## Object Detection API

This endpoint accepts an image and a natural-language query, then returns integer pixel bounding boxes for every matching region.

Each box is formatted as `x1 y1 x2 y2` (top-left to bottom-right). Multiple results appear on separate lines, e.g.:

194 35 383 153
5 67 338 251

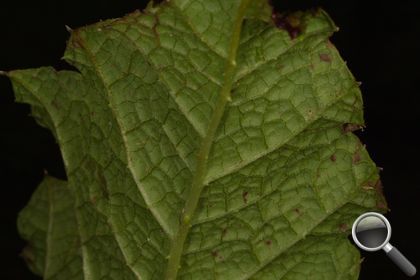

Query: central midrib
164 1 252 279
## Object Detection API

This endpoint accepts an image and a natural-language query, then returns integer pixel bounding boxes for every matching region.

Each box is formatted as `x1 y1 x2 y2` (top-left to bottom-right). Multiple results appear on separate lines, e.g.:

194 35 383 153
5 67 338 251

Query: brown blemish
294 208 301 215
91 195 97 204
96 171 110 200
342 123 362 133
319 53 332 62
242 191 249 204
372 179 388 210
271 12 303 39
20 245 35 265
71 39 82 49
211 251 218 258
374 180 385 196
377 201 388 210
362 179 379 191
339 223 348 232
265 240 272 246
151 13 160 43
330 154 337 162
52 99 60 110
353 151 361 164
70 30 85 49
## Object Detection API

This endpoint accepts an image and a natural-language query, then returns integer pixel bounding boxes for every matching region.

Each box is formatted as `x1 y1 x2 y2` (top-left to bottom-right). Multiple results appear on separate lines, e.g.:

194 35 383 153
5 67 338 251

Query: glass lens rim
352 212 391 251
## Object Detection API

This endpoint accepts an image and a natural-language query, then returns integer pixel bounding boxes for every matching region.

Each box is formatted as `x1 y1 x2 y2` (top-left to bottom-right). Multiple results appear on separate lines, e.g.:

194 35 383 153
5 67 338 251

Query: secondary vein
164 1 252 279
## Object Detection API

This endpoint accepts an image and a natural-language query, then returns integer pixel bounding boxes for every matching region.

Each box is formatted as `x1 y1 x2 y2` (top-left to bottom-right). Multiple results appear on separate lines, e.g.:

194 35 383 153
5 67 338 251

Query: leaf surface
17 177 83 279
11 1 386 279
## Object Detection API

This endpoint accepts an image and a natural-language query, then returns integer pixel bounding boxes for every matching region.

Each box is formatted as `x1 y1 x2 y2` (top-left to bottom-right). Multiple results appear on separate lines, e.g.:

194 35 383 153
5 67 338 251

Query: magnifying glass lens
355 216 388 248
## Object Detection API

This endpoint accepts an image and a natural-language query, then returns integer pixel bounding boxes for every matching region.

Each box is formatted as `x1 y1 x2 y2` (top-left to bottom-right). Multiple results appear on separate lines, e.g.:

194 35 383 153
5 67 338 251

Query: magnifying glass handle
386 245 416 277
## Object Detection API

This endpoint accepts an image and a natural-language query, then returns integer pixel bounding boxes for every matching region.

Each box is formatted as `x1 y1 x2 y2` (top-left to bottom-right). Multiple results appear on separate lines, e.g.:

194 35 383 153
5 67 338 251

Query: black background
1 0 419 279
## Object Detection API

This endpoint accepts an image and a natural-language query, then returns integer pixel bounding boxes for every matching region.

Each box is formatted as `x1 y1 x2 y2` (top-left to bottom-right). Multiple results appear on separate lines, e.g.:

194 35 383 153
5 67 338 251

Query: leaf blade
17 177 83 280
12 1 387 279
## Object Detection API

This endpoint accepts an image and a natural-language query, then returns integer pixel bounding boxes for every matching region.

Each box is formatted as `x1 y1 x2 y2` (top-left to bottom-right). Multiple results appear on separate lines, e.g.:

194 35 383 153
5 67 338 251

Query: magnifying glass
352 212 416 277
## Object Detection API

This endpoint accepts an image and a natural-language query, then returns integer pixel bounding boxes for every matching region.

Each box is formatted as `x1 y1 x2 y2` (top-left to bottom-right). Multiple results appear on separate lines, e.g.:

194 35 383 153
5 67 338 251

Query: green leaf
17 177 82 279
11 0 387 279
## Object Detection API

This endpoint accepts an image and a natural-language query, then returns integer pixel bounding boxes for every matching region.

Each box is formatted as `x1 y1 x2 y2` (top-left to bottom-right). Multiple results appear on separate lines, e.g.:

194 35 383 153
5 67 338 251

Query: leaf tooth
65 25 73 33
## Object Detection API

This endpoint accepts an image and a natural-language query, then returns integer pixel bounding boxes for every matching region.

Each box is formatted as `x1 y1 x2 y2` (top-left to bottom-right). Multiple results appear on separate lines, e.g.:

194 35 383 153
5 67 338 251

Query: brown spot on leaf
372 180 388 210
70 30 85 49
374 180 385 196
330 154 337 162
294 208 301 215
377 201 388 210
265 240 272 246
342 123 362 133
91 195 97 204
319 53 332 62
71 40 82 49
362 179 380 191
97 171 110 200
21 245 35 265
339 223 348 232
242 191 249 204
52 99 60 110
211 251 218 258
151 15 160 42
353 152 361 164
271 12 303 39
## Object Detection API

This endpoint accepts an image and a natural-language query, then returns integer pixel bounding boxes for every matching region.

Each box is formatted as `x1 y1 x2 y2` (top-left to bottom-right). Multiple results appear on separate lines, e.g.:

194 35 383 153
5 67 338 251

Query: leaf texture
17 177 83 279
10 0 387 279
